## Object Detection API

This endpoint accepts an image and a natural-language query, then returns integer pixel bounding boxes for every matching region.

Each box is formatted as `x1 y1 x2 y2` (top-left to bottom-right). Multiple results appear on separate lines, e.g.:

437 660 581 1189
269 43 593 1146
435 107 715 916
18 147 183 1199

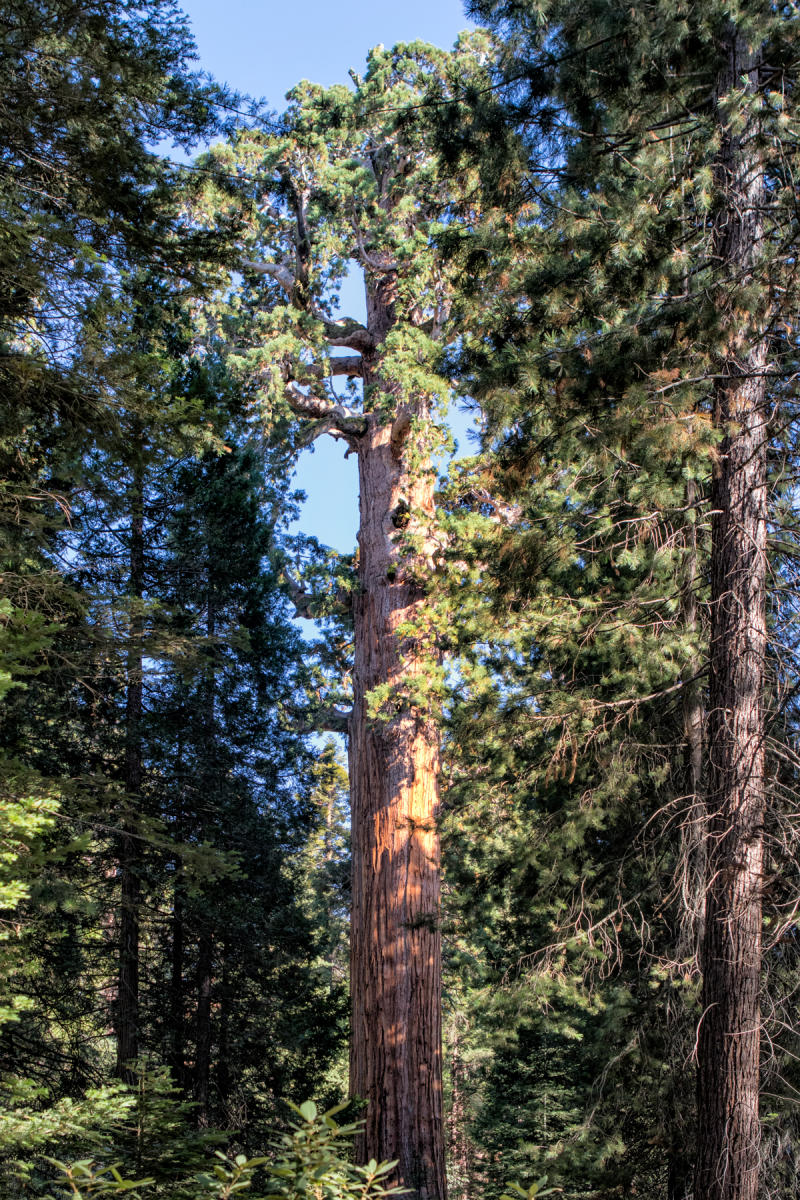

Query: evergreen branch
284 382 362 425
243 261 375 352
283 570 354 619
284 382 367 447
459 486 522 525
284 569 314 620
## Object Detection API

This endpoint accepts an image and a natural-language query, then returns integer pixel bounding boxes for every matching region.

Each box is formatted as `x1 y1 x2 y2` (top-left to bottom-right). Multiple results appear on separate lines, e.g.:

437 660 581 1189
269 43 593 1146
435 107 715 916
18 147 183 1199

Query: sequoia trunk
348 288 445 1200
694 28 767 1200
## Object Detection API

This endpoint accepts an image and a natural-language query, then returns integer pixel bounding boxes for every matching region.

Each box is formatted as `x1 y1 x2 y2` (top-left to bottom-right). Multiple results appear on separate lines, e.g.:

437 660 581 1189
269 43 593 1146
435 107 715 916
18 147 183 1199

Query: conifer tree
0 1 353 1184
146 432 346 1131
0 0 230 1144
203 36 491 1199
443 2 800 1195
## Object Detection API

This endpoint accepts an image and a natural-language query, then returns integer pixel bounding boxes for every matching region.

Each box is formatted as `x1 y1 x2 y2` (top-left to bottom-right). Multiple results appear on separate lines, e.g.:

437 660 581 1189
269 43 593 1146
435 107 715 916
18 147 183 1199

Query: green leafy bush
40 1100 400 1200
500 1179 560 1200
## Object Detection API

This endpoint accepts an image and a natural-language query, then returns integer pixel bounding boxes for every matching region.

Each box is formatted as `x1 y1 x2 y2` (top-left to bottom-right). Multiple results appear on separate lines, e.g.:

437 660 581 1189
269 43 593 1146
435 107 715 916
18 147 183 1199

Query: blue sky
179 0 476 552
183 0 471 110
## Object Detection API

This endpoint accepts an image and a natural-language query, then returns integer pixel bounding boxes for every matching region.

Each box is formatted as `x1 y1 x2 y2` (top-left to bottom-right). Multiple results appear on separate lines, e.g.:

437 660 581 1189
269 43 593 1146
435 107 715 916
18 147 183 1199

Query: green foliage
41 1159 154 1199
197 1101 400 1200
29 1101 399 1200
197 31 494 486
435 1 800 1196
5 3 800 1198
500 1180 559 1200
0 1066 219 1196
0 1080 134 1159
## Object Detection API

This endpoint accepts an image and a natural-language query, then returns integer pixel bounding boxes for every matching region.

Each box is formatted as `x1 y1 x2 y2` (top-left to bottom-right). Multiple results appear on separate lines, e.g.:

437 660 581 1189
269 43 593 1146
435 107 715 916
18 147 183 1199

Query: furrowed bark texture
348 278 445 1200
694 28 767 1200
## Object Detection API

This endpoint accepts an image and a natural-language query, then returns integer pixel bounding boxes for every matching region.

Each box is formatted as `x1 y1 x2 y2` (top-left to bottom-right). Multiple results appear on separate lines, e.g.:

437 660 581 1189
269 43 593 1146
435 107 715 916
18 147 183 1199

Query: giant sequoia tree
204 36 490 1200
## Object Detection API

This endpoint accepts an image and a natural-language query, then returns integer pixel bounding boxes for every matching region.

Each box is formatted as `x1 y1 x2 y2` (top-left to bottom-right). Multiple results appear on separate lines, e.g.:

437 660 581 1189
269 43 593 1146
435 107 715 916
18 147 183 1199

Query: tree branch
320 318 377 354
352 219 399 273
284 570 313 619
285 381 335 420
243 260 376 354
296 415 365 450
304 356 363 380
293 707 353 735
285 382 367 445
242 259 295 294
284 570 354 617
460 487 523 526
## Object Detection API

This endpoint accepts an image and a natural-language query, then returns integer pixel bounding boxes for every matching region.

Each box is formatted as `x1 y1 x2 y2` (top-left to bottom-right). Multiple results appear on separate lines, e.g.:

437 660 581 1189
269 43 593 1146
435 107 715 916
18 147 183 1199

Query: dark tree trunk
194 930 213 1126
169 711 186 1089
679 477 706 960
348 277 446 1200
217 942 231 1115
694 27 767 1200
446 1017 475 1200
116 459 144 1082
169 870 185 1089
194 543 217 1127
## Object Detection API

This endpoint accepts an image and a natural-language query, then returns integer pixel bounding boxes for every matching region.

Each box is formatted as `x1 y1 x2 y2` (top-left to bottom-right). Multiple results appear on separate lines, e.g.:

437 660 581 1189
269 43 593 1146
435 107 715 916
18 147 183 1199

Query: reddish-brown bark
347 290 445 1200
268 138 448 1195
694 27 767 1200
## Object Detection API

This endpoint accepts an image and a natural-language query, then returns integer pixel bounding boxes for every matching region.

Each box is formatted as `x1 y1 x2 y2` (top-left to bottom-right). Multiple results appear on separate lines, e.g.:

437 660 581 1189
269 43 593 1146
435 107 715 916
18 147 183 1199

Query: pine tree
440 1 800 1195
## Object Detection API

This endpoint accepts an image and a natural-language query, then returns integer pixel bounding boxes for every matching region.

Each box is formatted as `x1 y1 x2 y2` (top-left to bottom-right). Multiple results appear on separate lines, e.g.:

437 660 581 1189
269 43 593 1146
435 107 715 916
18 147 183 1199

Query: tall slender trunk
679 476 706 961
194 540 217 1127
694 28 767 1200
116 457 144 1082
667 480 706 1200
446 1016 474 1200
170 870 185 1089
218 941 231 1115
348 273 446 1200
194 930 213 1125
169 709 186 1089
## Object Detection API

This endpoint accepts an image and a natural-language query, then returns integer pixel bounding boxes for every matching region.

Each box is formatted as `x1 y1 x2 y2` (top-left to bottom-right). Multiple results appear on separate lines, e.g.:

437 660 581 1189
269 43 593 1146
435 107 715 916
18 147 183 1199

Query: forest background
2 3 798 1200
